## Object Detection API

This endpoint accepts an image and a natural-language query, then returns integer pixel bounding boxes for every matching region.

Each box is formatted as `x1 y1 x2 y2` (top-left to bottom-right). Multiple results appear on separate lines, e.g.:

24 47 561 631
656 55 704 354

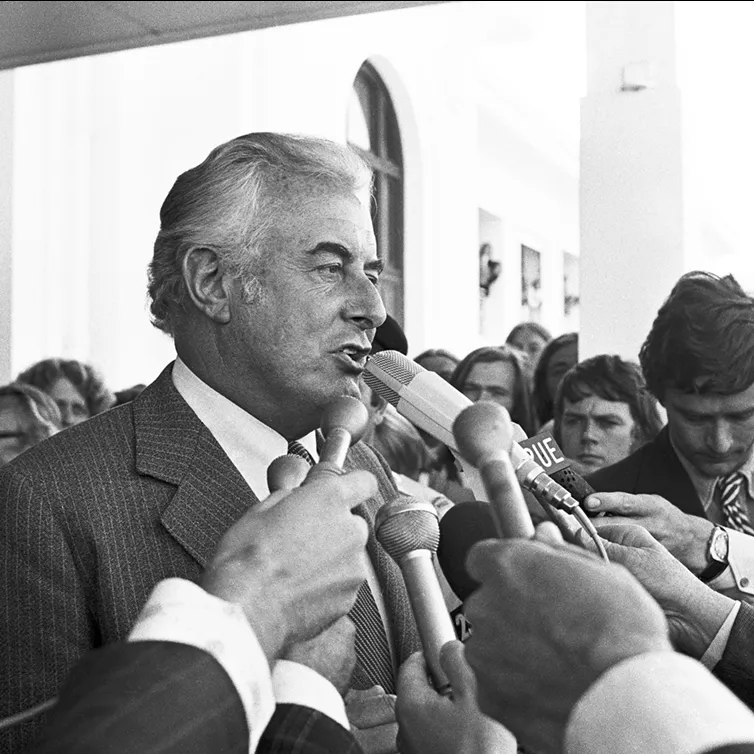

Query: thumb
466 539 507 584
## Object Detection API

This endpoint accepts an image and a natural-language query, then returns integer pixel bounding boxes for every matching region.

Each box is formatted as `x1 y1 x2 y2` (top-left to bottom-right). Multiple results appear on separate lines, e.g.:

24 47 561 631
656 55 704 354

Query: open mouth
338 346 370 368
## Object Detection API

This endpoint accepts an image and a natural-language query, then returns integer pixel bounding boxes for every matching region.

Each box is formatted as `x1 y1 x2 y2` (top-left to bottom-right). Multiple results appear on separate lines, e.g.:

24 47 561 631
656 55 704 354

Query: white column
0 71 13 383
580 1 688 361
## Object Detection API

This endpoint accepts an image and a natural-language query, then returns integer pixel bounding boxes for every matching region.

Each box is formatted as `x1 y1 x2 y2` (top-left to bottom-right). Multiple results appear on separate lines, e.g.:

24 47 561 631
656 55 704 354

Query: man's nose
707 421 734 454
348 274 386 331
581 419 598 444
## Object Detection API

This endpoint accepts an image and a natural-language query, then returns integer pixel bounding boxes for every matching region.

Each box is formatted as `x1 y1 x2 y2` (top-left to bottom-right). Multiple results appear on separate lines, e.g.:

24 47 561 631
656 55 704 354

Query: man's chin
695 458 743 479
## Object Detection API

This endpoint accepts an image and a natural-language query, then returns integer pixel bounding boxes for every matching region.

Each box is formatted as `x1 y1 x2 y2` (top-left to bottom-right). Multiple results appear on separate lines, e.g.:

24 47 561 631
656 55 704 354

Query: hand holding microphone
267 396 369 493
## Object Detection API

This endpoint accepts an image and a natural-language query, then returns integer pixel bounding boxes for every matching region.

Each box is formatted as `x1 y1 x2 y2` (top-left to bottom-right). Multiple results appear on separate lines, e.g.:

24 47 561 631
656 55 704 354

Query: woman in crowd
0 382 62 467
505 321 552 385
532 332 578 431
16 358 115 429
414 348 460 383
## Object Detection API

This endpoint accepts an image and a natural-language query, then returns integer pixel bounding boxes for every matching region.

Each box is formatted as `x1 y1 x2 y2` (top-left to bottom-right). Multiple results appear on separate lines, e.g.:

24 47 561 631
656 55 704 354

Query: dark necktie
718 472 754 536
286 439 396 693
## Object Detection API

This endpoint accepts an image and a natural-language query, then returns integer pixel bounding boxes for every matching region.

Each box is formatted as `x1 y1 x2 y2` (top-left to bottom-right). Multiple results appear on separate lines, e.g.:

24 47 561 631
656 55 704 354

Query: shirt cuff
700 601 741 669
272 660 349 729
566 652 754 754
718 529 754 596
128 577 275 753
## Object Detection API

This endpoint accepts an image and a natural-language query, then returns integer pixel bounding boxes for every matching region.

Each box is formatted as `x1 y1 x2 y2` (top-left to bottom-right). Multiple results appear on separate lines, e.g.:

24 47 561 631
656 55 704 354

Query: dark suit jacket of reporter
586 425 707 518
0 364 419 752
587 426 754 708
30 640 363 754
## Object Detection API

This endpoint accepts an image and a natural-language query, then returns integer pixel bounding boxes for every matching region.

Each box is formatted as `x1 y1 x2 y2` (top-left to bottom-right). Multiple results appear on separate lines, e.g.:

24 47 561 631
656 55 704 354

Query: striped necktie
286 439 396 693
718 472 754 536
286 440 316 467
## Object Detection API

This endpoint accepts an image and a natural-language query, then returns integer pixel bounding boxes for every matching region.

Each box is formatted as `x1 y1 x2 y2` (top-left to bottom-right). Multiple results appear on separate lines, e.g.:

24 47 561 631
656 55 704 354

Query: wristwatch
699 525 730 583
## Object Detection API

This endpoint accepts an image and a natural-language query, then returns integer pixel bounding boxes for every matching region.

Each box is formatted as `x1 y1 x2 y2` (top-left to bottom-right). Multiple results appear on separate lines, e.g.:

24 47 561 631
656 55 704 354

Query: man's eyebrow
0 431 23 439
309 243 384 273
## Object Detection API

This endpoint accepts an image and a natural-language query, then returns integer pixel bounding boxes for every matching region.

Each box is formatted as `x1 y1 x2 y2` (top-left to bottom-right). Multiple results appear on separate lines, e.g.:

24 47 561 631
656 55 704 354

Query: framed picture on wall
564 251 580 328
521 245 542 322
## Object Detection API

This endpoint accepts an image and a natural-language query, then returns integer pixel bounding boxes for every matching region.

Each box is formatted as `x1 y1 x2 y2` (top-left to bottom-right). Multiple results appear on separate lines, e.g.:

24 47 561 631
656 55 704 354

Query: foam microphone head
374 498 440 559
313 395 370 473
363 350 423 408
436 501 496 602
267 454 310 492
320 396 369 445
453 401 514 467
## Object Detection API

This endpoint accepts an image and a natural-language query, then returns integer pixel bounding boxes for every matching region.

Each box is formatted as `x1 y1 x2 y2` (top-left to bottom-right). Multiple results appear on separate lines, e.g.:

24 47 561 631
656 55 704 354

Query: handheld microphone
375 498 456 696
364 351 584 513
267 455 310 492
452 403 534 539
306 396 369 483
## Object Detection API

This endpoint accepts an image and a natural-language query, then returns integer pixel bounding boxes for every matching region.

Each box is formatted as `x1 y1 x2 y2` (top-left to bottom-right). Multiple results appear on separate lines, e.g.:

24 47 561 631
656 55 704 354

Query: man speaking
0 133 418 752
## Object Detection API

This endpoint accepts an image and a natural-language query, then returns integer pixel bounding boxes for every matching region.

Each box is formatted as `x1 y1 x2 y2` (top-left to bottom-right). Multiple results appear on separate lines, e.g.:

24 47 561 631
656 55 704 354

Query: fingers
396 651 433 701
533 521 564 546
351 723 400 754
439 641 475 701
346 686 398 727
465 540 509 584
595 523 658 547
313 469 378 511
584 491 657 516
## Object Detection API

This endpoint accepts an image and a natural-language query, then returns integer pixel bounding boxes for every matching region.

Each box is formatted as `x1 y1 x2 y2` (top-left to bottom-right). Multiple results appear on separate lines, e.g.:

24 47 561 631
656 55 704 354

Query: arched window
347 62 404 325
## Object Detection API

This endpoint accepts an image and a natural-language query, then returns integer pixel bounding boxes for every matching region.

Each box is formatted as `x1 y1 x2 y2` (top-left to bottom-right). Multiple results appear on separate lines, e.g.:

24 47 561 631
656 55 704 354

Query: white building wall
4 3 578 389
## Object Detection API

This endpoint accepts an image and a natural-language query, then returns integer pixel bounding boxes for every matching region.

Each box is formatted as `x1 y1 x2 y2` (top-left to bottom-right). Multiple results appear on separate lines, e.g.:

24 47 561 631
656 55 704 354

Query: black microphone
375 498 456 695
436 501 495 602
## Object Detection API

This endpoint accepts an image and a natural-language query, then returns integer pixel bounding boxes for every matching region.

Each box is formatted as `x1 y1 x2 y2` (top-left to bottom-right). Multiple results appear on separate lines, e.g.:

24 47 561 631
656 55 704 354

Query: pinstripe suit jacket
0 364 419 752
30 640 363 754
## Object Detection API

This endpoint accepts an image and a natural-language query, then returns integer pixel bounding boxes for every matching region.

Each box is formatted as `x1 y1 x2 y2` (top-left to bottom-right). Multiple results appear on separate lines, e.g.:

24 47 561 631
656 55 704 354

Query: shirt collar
171 358 318 497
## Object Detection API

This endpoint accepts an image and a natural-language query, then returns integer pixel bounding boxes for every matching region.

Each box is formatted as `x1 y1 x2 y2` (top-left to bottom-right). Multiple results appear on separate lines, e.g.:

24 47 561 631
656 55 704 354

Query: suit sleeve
28 642 249 754
0 467 94 753
257 704 364 754
567 652 754 754
714 601 754 709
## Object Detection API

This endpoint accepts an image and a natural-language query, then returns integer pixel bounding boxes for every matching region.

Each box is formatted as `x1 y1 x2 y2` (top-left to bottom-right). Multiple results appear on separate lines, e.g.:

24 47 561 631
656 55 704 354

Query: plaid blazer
0 364 418 751
30 640 363 754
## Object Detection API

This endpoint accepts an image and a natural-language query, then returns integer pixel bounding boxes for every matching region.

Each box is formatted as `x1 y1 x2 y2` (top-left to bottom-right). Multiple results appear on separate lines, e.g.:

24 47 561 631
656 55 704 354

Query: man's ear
182 247 232 324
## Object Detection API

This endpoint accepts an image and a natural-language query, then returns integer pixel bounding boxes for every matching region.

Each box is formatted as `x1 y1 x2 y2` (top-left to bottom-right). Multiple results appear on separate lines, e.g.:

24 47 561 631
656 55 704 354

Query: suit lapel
133 364 259 568
638 427 707 518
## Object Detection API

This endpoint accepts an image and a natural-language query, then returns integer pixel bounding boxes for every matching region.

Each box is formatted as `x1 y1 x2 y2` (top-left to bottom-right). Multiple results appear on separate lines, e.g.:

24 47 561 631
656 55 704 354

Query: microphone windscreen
437 501 497 602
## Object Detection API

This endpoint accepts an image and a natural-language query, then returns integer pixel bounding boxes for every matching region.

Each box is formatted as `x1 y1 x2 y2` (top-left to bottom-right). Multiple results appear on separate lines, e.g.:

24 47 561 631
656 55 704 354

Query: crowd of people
2 131 754 754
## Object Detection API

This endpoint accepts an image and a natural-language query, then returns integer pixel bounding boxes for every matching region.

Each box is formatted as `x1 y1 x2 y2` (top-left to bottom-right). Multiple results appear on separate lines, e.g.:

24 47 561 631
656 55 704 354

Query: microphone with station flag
375 498 456 696
364 350 587 514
